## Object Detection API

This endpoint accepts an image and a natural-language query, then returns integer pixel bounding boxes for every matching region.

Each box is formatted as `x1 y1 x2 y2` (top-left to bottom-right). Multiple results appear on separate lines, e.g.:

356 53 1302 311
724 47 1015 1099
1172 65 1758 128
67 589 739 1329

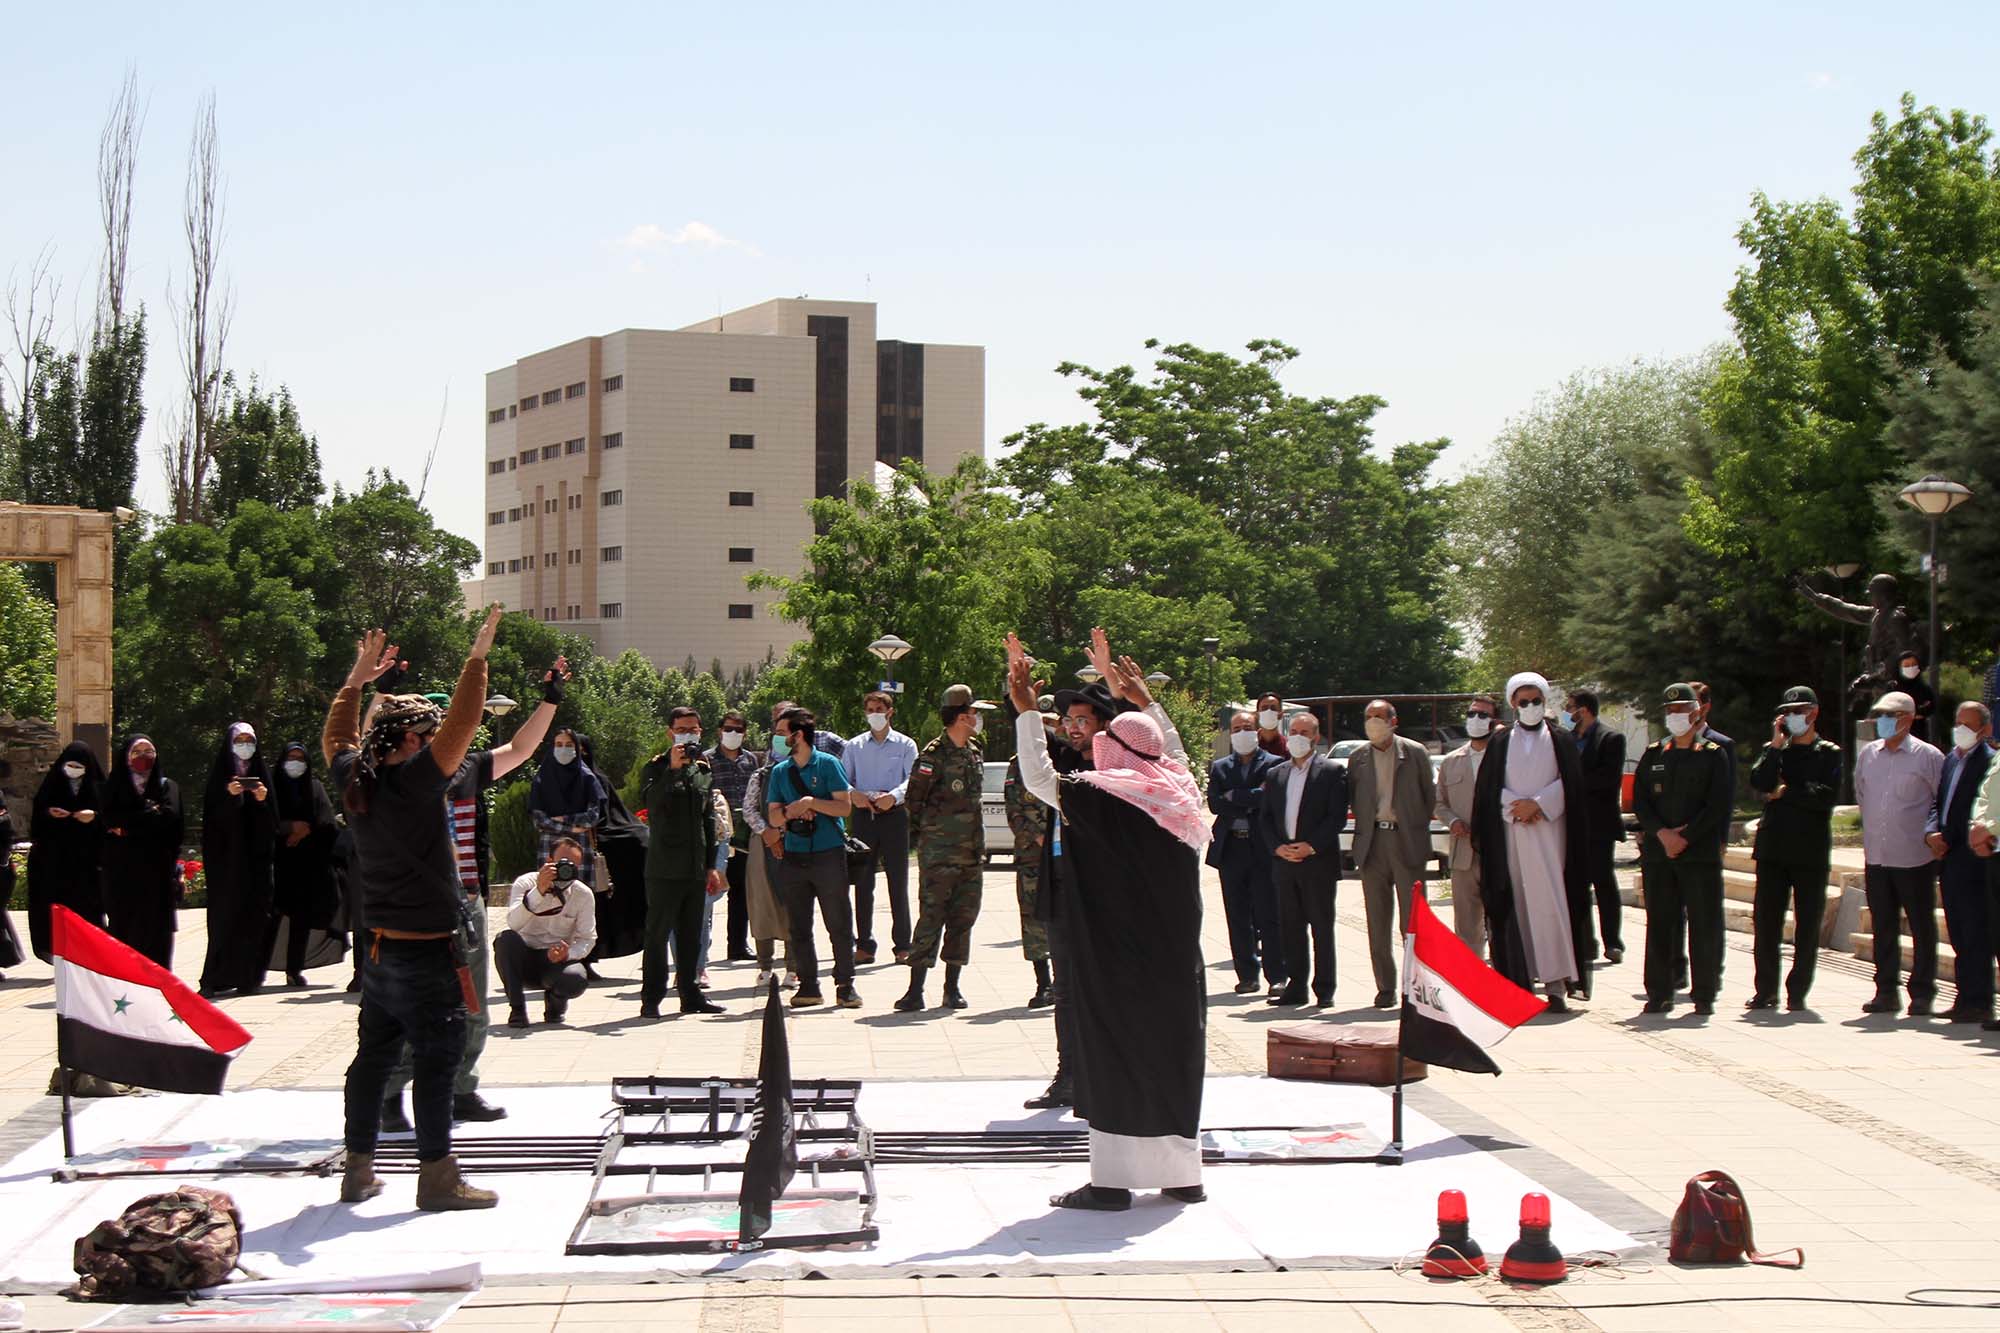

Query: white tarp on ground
0 1077 1637 1287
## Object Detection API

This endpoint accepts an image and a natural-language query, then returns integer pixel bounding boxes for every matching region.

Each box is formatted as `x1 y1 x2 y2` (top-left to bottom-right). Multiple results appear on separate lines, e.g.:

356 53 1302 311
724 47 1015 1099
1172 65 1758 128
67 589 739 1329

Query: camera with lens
553 858 578 885
785 814 819 838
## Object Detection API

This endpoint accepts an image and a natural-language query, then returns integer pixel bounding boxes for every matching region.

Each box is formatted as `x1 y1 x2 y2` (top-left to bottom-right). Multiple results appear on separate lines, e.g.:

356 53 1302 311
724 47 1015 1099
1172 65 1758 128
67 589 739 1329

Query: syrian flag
1399 893 1545 1075
52 905 252 1095
736 976 797 1246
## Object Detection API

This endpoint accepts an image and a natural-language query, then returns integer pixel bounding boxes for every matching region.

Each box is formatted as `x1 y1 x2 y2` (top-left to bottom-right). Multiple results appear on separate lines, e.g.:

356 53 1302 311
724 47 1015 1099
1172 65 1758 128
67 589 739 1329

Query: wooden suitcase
1267 1023 1426 1085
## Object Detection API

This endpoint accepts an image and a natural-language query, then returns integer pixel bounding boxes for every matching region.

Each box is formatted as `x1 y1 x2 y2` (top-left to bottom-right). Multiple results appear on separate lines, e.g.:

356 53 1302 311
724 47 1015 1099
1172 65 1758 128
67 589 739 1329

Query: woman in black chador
268 740 340 986
28 742 107 961
199 723 278 997
100 735 187 968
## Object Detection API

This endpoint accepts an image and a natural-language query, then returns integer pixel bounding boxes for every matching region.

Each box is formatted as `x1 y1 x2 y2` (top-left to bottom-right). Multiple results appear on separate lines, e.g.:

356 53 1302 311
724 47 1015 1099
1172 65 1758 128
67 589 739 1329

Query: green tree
569 649 668 788
207 376 325 520
78 310 145 514
19 343 85 507
317 473 477 691
750 457 1021 737
0 565 56 719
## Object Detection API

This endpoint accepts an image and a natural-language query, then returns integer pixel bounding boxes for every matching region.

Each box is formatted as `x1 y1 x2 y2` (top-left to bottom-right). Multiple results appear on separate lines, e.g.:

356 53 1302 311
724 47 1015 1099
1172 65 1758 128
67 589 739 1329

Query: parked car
981 761 1013 865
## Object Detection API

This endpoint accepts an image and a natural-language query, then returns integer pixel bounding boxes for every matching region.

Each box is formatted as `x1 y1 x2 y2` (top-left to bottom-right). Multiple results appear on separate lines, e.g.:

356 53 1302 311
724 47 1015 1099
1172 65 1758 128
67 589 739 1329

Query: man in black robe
28 742 107 961
100 735 186 969
1471 675 1594 1005
1008 631 1208 1211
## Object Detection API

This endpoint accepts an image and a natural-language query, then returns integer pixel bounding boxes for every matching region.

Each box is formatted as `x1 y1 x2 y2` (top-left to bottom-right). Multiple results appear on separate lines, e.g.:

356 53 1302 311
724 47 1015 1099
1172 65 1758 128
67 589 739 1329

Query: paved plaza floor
2 858 1998 1330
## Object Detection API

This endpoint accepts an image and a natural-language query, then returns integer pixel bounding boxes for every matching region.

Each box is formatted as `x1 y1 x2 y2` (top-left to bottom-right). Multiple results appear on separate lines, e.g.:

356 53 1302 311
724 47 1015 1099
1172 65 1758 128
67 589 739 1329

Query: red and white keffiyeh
1077 711 1210 851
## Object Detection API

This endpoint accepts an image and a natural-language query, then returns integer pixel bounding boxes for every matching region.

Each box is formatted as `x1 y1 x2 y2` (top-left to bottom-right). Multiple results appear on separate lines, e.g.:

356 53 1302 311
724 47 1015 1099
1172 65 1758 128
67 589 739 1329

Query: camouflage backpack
69 1186 243 1299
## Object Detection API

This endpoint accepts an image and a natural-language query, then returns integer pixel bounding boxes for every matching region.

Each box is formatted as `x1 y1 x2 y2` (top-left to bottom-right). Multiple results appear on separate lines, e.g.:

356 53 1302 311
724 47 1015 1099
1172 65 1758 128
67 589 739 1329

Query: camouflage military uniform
1004 755 1050 962
905 733 985 967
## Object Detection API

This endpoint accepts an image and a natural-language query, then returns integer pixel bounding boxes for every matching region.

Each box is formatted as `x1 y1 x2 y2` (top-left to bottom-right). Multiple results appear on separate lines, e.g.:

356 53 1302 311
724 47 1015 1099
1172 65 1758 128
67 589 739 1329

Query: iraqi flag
1399 893 1545 1075
52 905 252 1095
735 975 796 1246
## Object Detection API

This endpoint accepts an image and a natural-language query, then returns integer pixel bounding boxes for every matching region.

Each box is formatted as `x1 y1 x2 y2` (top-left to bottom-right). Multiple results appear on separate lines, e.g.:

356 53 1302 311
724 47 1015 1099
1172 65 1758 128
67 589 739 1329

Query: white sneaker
755 969 774 987
782 973 798 991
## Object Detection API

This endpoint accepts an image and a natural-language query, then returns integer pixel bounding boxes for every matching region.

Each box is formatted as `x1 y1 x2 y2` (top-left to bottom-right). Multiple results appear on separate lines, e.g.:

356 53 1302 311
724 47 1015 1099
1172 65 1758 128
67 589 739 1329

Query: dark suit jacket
1206 749 1279 868
1258 756 1348 874
1575 721 1628 844
1929 742 1993 848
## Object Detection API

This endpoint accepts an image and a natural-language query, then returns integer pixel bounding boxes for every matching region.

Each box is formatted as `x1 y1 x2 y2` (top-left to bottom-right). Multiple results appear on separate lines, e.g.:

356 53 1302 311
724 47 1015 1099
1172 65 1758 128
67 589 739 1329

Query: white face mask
552 746 577 765
1229 730 1260 755
1954 724 1980 752
1784 713 1812 737
972 714 985 736
866 712 890 733
283 760 307 778
1464 715 1492 739
1902 664 1921 680
1364 716 1393 743
720 730 744 750
1286 734 1314 760
1663 713 1694 737
1258 709 1281 731
63 762 86 780
232 741 257 761
1515 703 1546 728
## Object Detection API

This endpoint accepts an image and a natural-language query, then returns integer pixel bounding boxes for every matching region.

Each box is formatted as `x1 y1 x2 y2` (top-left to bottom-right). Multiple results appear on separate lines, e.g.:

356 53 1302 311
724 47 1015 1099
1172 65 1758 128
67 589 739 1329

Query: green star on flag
112 996 132 1015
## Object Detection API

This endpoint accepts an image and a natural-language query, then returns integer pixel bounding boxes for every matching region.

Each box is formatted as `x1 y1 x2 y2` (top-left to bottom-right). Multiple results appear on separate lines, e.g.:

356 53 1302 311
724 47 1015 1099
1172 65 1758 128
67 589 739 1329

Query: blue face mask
1874 715 1900 740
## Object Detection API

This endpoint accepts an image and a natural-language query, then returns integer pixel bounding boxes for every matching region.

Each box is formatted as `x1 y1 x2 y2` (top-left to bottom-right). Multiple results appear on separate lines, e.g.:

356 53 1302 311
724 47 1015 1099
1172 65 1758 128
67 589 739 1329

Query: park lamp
1897 474 1972 517
484 694 519 718
867 635 913 663
1075 665 1103 685
1145 671 1172 687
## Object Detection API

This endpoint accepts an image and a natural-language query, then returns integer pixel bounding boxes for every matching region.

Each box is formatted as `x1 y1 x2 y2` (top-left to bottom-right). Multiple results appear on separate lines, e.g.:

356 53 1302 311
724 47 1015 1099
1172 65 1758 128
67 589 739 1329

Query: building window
602 489 623 506
541 389 561 406
728 491 754 507
602 432 623 450
488 407 506 425
508 404 518 419
540 444 560 461
544 607 555 620
487 460 506 475
507 507 522 521
508 558 523 573
565 381 586 400
545 553 557 568
568 493 582 510
728 433 755 450
508 456 518 471
729 376 755 393
567 549 581 565
544 498 557 514
520 396 537 412
486 561 504 575
519 448 536 466
728 603 753 619
487 510 504 526
603 374 623 392
565 437 585 455
600 602 622 619
601 545 623 562
728 547 754 563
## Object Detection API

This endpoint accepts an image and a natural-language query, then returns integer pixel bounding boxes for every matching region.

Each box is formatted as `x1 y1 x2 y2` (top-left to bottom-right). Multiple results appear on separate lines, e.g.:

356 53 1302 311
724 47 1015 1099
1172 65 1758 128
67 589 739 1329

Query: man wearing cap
1632 683 1733 1015
1005 734 1055 1009
896 685 988 1013
1746 687 1843 1011
1854 690 1945 1016
1929 702 1995 1022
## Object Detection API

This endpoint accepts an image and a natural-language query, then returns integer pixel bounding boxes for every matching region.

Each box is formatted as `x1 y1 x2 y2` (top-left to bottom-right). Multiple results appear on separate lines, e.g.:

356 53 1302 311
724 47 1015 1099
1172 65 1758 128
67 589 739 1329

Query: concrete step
1856 905 1954 945
1852 936 1971 985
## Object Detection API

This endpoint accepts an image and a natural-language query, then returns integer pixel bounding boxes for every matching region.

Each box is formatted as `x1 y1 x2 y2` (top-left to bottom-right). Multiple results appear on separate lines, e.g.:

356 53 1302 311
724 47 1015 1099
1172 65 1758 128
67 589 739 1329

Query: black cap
1780 686 1817 708
1051 681 1122 723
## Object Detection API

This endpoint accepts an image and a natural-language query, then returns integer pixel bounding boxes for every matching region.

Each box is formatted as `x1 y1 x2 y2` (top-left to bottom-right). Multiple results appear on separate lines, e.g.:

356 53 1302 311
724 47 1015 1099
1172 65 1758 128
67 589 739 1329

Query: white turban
1504 672 1551 706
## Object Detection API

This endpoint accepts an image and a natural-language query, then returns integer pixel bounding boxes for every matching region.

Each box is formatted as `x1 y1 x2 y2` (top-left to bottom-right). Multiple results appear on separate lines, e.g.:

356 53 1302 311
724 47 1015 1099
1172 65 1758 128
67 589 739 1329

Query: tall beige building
472 299 984 672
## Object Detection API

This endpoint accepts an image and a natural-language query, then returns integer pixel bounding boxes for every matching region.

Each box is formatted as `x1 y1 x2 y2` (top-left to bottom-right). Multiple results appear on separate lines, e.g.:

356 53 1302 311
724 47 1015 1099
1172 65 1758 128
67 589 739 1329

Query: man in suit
1435 695 1499 955
1347 699 1439 1007
1568 690 1628 963
1928 702 1995 1023
1257 712 1347 1008
1208 710 1283 995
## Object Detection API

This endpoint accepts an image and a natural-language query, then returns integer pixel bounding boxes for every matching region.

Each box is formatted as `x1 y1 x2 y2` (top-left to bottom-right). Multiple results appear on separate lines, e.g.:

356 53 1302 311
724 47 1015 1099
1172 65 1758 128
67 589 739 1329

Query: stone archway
0 502 120 768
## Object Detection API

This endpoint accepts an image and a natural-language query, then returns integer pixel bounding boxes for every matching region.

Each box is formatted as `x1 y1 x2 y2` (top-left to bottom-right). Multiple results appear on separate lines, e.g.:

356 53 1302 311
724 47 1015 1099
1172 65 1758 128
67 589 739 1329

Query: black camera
554 858 578 885
785 815 819 839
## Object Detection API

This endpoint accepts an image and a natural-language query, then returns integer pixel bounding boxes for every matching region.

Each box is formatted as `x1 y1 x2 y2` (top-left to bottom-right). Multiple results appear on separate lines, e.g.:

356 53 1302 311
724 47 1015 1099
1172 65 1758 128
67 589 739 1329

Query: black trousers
724 848 750 957
1865 862 1939 1005
1586 834 1623 954
1046 906 1077 1088
1751 860 1828 1003
492 929 589 1009
848 807 911 953
343 937 463 1163
1940 848 1993 1012
1216 834 1282 986
641 877 708 1007
1643 857 1723 1004
1271 856 1337 1004
780 849 855 992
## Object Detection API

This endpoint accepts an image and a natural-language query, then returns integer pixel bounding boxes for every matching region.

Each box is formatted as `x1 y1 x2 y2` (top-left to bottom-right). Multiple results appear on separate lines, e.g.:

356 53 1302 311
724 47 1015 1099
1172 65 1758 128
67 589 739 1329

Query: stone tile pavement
3 856 1999 1330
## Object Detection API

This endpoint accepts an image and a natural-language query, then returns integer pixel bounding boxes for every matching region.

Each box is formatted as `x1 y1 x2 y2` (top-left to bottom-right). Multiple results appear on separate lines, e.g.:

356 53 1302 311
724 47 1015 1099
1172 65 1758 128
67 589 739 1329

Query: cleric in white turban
1469 672 1593 1009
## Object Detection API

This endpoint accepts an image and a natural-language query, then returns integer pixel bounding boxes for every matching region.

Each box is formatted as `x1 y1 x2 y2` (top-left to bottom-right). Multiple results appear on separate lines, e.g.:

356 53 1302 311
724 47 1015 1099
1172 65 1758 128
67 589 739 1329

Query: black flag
736 975 797 1244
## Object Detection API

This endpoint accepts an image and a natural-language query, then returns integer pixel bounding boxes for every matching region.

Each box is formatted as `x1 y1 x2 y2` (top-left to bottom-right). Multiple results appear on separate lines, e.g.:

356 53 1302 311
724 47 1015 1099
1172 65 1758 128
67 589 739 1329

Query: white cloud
614 221 758 255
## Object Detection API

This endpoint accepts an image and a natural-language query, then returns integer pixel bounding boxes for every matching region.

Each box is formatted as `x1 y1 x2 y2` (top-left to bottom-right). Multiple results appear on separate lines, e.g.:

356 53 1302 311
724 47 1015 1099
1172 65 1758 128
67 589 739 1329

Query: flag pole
56 1024 76 1160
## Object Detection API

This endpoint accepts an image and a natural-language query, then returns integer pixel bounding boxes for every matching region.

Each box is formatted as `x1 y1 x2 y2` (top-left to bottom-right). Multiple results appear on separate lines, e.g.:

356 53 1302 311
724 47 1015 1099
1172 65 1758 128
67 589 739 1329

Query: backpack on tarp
69 1186 243 1299
1669 1170 1802 1267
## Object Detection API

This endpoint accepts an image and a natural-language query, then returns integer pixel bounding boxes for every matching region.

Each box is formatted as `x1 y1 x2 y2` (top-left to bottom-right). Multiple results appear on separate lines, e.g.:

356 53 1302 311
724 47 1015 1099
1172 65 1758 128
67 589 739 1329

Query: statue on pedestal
1795 572 1918 712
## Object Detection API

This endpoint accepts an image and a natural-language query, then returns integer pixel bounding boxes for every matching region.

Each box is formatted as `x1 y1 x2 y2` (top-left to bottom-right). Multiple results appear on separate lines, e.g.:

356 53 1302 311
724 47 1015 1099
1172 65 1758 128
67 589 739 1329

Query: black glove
541 665 567 705
376 661 409 694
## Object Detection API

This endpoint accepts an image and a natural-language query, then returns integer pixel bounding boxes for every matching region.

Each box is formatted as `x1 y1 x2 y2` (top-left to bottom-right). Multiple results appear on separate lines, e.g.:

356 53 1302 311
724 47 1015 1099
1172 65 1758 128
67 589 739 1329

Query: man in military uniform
1633 682 1734 1015
1747 686 1844 1012
637 707 727 1018
896 685 987 1013
1005 737 1054 1009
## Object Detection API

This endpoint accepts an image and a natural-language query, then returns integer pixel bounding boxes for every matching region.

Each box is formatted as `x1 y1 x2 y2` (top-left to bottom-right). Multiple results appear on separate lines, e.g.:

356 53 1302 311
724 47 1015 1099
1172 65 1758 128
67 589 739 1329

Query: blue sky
5 3 1996 546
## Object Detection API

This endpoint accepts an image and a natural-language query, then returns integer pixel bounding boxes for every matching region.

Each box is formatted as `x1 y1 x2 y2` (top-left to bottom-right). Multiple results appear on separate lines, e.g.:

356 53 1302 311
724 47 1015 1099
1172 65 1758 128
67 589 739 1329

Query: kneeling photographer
496 836 597 1027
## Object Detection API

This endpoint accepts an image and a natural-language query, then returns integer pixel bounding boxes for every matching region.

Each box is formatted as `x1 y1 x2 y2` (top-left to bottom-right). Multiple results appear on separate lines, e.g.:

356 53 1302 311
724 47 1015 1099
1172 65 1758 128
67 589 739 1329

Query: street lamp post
1897 475 1974 703
1201 638 1220 699
867 633 913 695
1823 563 1860 803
